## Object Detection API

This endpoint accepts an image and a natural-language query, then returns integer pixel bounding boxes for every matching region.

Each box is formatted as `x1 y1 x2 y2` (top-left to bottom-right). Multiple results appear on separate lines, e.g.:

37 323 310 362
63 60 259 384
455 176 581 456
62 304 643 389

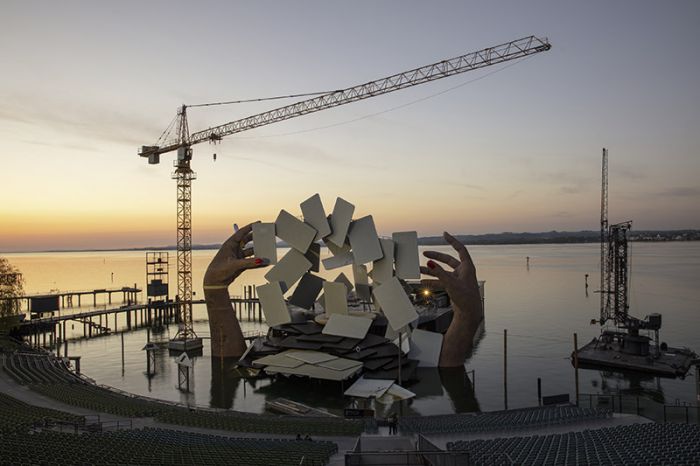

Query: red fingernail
427 260 436 269
255 258 264 265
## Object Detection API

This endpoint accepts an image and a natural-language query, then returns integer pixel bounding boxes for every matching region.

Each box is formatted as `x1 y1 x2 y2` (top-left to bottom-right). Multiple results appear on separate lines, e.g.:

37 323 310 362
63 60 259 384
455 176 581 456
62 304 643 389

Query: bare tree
0 258 24 317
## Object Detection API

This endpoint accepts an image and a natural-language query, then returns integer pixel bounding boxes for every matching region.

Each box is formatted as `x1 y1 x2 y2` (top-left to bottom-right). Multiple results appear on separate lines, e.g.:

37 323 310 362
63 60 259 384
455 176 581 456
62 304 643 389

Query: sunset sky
1 1 699 252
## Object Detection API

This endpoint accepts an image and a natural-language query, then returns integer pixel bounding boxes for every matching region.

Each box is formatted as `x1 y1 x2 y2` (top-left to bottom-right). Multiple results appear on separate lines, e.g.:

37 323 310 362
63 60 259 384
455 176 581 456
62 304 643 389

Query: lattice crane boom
140 36 550 158
138 35 551 348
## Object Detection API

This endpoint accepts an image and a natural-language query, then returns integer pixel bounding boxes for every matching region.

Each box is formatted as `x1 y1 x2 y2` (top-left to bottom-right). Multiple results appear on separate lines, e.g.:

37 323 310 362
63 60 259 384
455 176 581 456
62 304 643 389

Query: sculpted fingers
443 232 468 262
444 231 475 269
232 222 257 243
239 231 253 250
423 250 460 269
420 260 451 281
236 257 269 270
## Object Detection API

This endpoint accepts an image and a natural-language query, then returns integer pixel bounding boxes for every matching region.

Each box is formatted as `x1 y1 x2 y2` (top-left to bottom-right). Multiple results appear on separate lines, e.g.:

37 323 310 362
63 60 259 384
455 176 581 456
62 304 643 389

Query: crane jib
140 35 550 158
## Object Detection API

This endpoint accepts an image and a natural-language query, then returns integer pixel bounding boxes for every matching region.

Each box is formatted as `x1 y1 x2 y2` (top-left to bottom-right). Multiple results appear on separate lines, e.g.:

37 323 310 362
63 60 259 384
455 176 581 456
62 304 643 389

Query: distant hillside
24 229 698 253
419 230 700 246
117 229 700 252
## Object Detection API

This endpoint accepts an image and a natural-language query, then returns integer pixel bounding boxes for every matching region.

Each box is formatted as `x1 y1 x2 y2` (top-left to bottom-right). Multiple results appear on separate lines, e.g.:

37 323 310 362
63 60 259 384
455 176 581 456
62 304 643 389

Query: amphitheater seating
0 392 84 434
3 352 83 385
31 383 170 417
156 407 367 436
0 333 21 353
0 427 337 465
399 405 612 434
3 349 369 435
447 422 700 466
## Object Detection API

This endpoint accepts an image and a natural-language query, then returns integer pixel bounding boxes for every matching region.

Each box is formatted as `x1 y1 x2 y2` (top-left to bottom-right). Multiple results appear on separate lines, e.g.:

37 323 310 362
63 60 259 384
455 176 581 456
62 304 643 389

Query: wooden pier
1 286 142 311
15 296 263 357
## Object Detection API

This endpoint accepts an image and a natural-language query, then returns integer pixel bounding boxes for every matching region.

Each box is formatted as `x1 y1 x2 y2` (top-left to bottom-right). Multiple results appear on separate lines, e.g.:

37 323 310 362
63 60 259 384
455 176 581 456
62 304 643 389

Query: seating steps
3 349 368 435
447 422 700 466
0 427 337 465
399 405 612 434
0 392 84 434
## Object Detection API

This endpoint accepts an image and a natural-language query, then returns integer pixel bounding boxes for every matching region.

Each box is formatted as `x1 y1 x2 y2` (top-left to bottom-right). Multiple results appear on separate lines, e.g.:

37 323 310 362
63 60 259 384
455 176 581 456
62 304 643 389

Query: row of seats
156 407 367 436
0 391 84 434
28 380 367 435
399 405 612 434
4 348 368 435
3 352 82 385
30 383 170 417
0 427 337 465
447 422 700 466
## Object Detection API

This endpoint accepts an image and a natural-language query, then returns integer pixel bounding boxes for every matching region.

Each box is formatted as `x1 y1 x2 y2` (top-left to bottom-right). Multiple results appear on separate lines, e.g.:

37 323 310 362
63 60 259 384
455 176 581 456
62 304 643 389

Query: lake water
4 242 699 415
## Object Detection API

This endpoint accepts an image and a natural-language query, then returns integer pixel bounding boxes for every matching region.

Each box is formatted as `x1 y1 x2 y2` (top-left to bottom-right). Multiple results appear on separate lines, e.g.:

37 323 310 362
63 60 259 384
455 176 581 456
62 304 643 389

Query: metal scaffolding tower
598 149 633 327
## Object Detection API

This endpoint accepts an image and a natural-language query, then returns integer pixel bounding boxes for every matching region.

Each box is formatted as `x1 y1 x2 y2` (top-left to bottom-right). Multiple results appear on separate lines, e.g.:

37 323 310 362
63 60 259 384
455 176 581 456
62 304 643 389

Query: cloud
656 187 700 197
0 93 165 147
559 185 582 194
551 211 572 218
445 181 485 191
614 166 647 180
19 139 98 153
225 137 384 170
507 189 524 200
541 171 592 196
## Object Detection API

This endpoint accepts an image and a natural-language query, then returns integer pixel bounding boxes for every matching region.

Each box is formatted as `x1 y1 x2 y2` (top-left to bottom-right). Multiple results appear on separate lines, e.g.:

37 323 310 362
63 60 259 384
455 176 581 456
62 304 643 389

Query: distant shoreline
3 229 698 254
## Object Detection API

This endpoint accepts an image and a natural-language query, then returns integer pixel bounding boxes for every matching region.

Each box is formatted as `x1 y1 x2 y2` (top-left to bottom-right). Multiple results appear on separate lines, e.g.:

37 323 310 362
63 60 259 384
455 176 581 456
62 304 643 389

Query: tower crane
138 36 551 351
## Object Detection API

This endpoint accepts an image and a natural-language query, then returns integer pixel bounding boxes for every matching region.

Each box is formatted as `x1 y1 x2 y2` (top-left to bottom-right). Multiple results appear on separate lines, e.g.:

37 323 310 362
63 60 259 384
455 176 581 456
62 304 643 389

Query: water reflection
210 357 242 409
588 367 665 404
14 242 697 412
206 361 481 416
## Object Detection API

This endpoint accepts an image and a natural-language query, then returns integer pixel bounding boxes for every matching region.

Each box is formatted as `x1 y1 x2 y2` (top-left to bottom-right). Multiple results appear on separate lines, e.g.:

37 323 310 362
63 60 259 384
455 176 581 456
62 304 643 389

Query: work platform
167 337 204 354
576 336 697 378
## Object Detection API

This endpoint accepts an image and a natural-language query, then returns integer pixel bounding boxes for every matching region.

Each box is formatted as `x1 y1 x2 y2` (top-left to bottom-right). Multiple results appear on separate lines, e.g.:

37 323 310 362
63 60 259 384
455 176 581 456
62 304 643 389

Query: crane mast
599 148 609 322
598 148 632 326
139 36 551 351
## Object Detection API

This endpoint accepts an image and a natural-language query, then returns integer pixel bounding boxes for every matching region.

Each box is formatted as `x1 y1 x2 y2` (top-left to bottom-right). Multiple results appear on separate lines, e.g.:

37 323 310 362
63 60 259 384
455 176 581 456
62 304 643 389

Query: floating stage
167 337 204 354
575 332 698 378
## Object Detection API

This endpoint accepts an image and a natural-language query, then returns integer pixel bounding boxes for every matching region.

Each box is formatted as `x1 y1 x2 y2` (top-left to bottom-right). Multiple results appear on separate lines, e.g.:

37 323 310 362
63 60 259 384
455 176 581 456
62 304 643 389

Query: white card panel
408 329 443 367
344 376 394 398
252 353 305 368
322 314 371 339
285 350 337 364
300 193 331 241
275 209 316 253
318 358 363 371
256 282 291 327
323 281 348 315
264 249 311 289
392 231 420 280
252 222 277 264
317 272 353 309
264 363 361 381
326 197 355 247
385 384 416 400
347 216 383 264
333 272 354 293
322 243 354 270
370 238 394 284
372 277 419 331
353 263 371 301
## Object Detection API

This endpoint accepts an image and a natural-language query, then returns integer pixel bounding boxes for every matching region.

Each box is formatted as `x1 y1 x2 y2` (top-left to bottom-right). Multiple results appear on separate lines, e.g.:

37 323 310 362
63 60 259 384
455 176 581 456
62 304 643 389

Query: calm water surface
5 242 699 414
